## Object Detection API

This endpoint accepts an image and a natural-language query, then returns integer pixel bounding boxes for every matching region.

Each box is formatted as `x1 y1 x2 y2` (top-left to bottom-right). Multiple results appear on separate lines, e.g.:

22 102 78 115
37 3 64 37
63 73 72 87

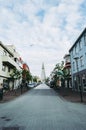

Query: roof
64 54 70 59
0 41 14 57
69 28 86 52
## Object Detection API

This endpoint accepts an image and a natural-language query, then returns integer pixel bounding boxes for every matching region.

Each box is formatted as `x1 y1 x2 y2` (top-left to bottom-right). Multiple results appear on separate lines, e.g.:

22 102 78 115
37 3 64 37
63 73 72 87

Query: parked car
27 83 35 88
50 80 55 88
3 82 9 90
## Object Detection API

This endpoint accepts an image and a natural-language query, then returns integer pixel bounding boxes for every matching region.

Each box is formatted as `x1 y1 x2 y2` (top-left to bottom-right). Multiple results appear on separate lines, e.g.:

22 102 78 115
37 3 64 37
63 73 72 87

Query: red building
23 63 29 71
22 63 30 83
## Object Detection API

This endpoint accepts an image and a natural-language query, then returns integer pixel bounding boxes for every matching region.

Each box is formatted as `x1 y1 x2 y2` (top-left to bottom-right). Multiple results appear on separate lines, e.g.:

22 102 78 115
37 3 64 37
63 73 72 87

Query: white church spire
41 63 46 83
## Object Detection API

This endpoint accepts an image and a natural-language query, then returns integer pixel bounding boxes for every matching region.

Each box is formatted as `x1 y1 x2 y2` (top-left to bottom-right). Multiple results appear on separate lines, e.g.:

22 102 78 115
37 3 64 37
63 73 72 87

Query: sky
0 0 86 78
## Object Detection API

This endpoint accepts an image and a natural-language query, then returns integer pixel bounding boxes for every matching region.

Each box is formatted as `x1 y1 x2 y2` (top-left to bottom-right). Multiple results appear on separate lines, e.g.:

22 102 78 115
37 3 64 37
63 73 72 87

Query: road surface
0 84 86 130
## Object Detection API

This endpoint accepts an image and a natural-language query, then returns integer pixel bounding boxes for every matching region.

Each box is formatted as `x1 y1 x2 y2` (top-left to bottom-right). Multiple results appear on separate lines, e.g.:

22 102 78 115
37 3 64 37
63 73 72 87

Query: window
3 50 7 56
0 51 3 56
75 44 78 54
14 49 16 52
85 53 86 59
73 62 75 71
2 65 6 71
72 49 75 57
82 74 86 84
9 54 12 57
84 33 86 45
14 58 17 62
8 67 10 72
79 40 82 50
80 56 84 67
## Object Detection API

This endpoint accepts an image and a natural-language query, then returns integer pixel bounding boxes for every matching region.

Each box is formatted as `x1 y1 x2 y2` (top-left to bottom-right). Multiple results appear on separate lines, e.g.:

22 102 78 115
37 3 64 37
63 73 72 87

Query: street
0 84 86 130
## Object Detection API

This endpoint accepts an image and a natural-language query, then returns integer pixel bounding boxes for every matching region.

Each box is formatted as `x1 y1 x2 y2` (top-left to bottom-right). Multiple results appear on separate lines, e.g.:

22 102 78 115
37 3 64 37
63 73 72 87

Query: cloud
0 0 86 77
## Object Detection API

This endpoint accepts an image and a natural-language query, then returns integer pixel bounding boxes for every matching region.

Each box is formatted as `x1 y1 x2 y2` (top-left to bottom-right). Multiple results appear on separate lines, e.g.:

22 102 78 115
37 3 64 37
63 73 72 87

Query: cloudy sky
0 0 86 77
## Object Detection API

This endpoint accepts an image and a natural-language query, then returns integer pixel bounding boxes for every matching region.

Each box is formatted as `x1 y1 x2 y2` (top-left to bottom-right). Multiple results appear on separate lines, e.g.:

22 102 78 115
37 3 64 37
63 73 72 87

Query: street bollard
0 88 3 100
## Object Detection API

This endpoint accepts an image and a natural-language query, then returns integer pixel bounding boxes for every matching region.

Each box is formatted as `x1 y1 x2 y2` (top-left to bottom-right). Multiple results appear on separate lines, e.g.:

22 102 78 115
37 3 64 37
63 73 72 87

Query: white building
41 63 46 83
69 28 86 92
0 41 23 90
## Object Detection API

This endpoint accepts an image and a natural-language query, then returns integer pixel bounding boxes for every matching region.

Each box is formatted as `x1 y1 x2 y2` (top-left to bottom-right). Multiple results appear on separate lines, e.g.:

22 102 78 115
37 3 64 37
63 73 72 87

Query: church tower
41 63 46 83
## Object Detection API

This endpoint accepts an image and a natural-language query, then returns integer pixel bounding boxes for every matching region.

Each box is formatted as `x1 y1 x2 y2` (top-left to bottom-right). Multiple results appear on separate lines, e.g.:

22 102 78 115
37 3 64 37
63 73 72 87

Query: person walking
20 83 23 94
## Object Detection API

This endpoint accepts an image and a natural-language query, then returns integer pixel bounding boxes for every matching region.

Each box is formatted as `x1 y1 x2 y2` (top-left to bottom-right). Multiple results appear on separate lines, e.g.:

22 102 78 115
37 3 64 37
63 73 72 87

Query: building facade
22 63 30 82
0 42 23 90
69 28 86 92
64 54 71 88
23 63 29 71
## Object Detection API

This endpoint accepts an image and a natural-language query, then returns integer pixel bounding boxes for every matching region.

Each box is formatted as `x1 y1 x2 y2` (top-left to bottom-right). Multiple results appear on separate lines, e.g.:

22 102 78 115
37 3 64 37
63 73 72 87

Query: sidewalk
0 87 29 103
54 87 86 104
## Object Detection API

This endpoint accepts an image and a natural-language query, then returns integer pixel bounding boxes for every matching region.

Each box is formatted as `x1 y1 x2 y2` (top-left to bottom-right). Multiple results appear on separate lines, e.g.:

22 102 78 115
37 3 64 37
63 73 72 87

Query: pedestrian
20 83 23 94
0 83 3 100
26 81 28 90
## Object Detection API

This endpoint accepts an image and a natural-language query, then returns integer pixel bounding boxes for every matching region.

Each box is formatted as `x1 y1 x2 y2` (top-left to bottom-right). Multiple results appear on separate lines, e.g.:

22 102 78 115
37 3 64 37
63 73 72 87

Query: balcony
2 56 18 68
73 53 79 60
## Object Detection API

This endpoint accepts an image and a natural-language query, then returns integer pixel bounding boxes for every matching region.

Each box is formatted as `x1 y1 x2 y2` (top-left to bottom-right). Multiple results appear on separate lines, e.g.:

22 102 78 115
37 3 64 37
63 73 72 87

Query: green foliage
10 68 21 79
45 77 49 82
54 61 64 71
22 69 32 82
33 76 38 82
50 61 65 86
54 61 70 79
51 60 71 88
63 68 70 79
53 61 64 79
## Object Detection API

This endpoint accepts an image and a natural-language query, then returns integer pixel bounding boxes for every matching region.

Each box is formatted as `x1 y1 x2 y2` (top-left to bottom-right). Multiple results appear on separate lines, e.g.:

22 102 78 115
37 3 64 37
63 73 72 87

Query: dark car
50 80 55 88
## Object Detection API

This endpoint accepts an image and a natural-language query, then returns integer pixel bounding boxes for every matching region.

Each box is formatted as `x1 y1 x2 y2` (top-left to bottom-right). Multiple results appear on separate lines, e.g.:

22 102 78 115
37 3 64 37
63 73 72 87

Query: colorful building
69 28 86 92
64 54 71 88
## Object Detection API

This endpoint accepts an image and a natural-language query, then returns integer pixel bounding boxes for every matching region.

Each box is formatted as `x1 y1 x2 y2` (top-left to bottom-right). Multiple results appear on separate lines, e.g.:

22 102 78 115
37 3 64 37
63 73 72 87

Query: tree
10 68 22 90
22 69 32 83
51 61 65 87
33 76 38 82
10 68 22 79
63 67 71 88
52 61 71 88
54 61 64 71
45 77 49 83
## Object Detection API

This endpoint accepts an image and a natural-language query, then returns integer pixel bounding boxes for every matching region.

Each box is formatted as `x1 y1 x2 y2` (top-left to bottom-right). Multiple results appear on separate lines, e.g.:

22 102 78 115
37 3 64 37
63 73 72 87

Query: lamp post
74 57 83 102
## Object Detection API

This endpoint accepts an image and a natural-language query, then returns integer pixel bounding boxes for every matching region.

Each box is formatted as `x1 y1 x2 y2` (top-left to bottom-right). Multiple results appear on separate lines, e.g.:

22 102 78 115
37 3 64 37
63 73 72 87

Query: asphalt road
0 84 86 130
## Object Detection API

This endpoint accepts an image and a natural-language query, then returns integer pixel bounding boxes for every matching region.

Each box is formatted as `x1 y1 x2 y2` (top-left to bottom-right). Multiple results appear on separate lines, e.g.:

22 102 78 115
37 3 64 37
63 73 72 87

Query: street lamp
74 57 83 102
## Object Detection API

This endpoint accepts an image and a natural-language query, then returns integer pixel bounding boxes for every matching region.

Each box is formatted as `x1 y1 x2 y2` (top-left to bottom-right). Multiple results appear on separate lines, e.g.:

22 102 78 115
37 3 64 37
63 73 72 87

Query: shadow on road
28 88 57 96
